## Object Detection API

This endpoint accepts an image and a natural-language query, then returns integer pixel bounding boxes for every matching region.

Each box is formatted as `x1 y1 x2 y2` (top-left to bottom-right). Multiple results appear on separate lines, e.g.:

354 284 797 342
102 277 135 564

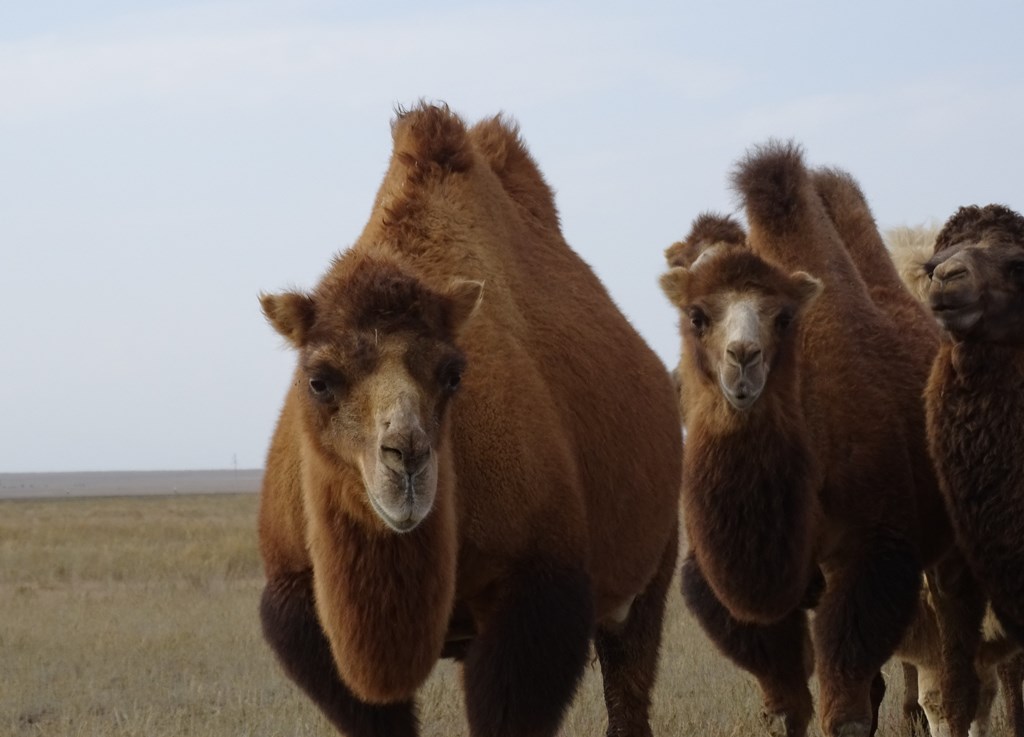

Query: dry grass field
0 490 983 737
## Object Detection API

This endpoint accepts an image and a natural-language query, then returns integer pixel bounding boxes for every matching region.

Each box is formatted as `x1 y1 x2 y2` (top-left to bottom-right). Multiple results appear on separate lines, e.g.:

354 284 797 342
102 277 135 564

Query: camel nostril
380 442 429 476
934 263 968 285
727 346 762 368
380 445 404 470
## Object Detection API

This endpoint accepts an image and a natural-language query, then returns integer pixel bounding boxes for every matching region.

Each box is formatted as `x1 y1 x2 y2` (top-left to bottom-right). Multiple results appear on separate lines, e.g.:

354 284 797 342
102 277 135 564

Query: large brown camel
811 168 998 737
924 204 1024 647
257 103 682 737
880 212 1024 737
661 142 974 737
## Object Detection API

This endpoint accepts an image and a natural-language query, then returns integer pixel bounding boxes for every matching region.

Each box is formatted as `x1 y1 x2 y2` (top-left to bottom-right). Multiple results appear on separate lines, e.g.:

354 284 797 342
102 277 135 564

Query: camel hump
731 139 808 236
469 114 560 226
665 212 747 268
885 225 939 303
686 211 747 248
812 167 867 218
390 102 474 181
935 203 1024 253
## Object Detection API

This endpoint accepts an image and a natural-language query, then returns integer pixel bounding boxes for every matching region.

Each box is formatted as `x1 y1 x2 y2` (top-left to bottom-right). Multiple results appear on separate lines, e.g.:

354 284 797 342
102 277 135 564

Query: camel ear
444 279 484 334
660 267 692 307
790 271 823 307
260 291 315 347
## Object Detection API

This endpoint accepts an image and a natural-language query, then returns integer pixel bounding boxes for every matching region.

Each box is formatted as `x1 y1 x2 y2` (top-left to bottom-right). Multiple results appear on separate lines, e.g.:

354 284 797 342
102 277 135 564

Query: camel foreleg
813 535 921 737
462 559 594 737
260 571 419 737
927 553 985 737
997 653 1024 737
680 551 814 737
595 522 679 737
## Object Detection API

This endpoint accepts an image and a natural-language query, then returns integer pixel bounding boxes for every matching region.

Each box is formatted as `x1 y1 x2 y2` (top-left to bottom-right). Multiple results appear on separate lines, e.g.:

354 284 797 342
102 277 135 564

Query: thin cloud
0 3 742 122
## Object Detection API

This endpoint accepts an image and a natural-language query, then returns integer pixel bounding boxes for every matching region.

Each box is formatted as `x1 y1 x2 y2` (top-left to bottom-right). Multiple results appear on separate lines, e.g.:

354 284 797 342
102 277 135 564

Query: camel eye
776 310 794 332
308 377 331 399
688 308 709 334
439 360 465 393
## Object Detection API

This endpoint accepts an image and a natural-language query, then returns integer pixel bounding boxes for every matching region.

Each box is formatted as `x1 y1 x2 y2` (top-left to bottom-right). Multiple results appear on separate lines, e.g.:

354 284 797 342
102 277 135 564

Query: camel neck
946 341 1024 382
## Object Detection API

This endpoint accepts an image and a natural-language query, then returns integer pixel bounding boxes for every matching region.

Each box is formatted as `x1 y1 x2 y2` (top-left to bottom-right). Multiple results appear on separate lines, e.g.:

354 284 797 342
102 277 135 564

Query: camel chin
719 365 766 411
363 461 438 533
931 304 983 336
721 383 761 411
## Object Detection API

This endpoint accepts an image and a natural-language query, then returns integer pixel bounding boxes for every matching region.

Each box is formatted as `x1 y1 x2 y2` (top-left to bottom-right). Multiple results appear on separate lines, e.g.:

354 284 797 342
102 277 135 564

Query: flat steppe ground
0 471 988 736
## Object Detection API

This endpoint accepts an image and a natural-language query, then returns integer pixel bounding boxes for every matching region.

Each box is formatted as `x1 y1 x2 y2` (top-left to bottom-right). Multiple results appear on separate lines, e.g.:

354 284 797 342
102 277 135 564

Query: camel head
261 256 483 533
661 242 821 412
925 204 1024 344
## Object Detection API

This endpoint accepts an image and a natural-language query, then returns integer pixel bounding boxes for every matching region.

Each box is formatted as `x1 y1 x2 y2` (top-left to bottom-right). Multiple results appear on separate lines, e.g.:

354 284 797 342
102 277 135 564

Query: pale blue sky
2 1 1022 472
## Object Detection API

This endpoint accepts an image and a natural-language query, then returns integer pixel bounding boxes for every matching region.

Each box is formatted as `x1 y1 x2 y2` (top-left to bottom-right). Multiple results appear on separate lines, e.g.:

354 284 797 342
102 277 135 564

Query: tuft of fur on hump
934 204 1024 253
391 102 474 179
470 114 560 228
731 140 807 235
382 103 474 230
665 212 747 268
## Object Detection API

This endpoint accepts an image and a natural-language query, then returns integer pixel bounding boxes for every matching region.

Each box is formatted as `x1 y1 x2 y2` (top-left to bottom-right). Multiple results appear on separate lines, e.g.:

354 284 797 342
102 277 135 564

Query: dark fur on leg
800 566 826 610
595 523 679 737
927 554 985 737
998 653 1024 737
681 552 813 736
463 560 594 737
814 535 921 736
260 571 418 737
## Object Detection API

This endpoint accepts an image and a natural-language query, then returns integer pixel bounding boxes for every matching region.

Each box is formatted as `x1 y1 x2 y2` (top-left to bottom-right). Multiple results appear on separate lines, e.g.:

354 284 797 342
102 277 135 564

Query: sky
2 0 1022 473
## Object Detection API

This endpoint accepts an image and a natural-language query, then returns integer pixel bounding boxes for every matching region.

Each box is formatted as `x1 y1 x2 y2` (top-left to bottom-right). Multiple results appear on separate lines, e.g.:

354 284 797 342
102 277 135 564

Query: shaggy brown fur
814 170 997 737
258 103 682 737
924 205 1024 654
864 204 1024 737
665 143 966 737
812 168 999 737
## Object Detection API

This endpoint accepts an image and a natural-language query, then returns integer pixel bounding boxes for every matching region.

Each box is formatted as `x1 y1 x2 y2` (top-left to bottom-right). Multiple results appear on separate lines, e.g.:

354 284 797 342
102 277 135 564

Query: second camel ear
260 291 316 348
790 271 823 307
444 279 484 334
660 267 692 307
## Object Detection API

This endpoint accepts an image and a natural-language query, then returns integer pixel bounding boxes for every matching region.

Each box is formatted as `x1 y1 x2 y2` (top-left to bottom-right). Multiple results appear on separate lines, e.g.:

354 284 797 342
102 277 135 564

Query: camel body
664 145 972 737
258 104 682 737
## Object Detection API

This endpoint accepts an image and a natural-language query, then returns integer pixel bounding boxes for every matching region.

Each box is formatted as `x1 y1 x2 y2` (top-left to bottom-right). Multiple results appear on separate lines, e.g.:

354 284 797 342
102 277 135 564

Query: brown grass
0 492 983 736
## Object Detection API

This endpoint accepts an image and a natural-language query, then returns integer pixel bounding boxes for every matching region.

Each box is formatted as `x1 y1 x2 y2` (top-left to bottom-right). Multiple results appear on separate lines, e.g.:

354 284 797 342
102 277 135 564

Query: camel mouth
365 463 436 533
930 301 983 336
719 370 764 411
366 490 424 533
721 382 762 411
724 390 760 411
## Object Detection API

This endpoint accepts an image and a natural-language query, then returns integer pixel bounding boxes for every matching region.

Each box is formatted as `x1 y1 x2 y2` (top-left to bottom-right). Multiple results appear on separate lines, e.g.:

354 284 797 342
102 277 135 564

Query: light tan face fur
300 336 462 533
261 277 482 534
689 290 793 410
662 256 821 413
